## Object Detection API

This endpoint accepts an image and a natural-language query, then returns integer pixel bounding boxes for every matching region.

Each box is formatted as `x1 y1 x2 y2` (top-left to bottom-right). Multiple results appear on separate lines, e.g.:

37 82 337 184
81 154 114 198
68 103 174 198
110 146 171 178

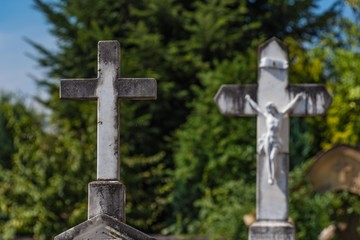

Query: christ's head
266 102 279 115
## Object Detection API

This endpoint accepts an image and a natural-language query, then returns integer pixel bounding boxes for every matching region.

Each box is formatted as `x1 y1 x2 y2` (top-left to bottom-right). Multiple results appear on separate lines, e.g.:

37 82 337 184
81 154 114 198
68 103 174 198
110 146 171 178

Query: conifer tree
1 0 356 238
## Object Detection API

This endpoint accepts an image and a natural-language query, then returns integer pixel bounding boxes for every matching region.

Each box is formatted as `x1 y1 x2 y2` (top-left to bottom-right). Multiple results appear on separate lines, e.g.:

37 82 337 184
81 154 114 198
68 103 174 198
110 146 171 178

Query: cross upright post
55 41 157 240
214 37 332 240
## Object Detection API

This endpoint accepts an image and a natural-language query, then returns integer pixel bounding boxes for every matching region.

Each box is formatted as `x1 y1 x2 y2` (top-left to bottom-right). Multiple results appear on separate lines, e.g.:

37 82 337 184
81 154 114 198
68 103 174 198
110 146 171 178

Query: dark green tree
0 94 17 170
0 0 352 238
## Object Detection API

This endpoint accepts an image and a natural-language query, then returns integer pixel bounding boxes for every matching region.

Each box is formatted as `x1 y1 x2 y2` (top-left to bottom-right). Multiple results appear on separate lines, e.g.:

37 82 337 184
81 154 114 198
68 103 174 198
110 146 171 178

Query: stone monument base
88 181 126 221
249 221 295 240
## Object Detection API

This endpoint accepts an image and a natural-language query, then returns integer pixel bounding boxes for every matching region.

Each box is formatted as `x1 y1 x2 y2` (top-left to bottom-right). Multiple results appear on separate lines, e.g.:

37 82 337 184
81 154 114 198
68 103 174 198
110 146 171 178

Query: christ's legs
265 144 274 185
269 146 279 184
268 158 274 185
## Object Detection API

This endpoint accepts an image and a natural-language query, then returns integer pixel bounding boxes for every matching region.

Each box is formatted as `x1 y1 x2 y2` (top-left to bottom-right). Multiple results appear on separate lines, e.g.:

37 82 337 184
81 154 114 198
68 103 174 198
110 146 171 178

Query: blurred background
0 0 359 239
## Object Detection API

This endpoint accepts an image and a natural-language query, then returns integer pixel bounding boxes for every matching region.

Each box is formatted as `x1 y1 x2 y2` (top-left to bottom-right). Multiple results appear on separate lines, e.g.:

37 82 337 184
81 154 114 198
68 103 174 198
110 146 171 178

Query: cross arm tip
117 78 157 100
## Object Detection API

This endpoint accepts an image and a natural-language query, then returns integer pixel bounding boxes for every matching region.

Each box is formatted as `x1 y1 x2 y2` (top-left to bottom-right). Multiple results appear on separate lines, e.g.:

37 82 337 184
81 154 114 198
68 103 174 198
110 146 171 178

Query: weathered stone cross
214 37 331 239
56 41 157 239
61 41 156 180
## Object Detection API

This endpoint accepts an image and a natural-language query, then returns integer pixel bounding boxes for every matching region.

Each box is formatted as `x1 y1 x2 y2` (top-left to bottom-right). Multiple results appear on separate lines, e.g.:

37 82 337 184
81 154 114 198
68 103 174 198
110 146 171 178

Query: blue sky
0 0 55 98
0 0 354 99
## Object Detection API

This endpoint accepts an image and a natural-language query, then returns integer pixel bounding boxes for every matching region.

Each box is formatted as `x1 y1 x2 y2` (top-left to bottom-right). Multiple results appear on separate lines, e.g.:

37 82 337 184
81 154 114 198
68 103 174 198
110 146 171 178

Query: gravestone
309 144 360 196
55 41 157 240
310 145 360 240
214 37 332 240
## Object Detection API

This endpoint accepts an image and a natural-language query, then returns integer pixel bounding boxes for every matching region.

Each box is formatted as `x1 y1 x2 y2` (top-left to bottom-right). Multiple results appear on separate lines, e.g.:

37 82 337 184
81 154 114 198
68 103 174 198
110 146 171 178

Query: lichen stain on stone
288 85 331 116
215 84 257 116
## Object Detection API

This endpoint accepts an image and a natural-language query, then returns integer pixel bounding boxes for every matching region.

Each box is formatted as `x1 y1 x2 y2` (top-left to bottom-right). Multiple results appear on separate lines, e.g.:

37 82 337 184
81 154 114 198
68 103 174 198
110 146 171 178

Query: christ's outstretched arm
245 94 264 116
282 92 304 115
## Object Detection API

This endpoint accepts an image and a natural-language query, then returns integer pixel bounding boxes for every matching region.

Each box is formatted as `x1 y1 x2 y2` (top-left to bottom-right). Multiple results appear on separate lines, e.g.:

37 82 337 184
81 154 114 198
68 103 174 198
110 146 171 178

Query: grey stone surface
249 221 295 240
214 83 331 117
257 154 288 220
288 84 332 116
54 214 156 240
214 84 257 116
88 181 126 221
60 41 157 180
60 78 156 100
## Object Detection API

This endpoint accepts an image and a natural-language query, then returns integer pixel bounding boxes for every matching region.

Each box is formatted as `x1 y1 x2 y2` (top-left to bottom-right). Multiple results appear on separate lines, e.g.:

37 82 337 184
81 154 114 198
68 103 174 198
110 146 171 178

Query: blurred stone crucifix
214 37 332 240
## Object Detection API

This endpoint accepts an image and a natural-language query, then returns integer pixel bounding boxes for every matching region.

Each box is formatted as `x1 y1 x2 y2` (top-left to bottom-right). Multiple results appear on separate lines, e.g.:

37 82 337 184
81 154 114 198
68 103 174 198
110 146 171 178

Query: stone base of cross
55 41 157 240
88 181 126 221
250 221 295 240
214 37 331 240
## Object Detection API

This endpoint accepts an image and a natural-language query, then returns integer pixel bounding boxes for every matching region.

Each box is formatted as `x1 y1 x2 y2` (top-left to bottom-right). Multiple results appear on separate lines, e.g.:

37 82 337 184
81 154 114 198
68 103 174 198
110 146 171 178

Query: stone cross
214 37 331 239
60 41 156 180
55 41 157 239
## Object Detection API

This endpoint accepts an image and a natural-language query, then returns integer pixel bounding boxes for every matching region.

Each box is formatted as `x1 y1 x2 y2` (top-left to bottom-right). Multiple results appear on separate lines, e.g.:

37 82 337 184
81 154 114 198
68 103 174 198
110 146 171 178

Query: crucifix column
55 41 157 240
214 37 332 240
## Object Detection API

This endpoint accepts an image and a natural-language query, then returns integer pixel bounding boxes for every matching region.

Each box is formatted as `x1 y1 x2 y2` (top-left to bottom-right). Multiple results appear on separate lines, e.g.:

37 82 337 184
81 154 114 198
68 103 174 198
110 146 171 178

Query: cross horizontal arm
60 78 98 100
214 84 257 116
288 84 332 116
60 78 157 100
117 78 157 100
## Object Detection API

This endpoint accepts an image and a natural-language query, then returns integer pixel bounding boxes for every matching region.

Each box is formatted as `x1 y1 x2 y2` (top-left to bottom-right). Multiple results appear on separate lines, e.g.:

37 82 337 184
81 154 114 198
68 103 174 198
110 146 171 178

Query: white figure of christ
245 93 304 185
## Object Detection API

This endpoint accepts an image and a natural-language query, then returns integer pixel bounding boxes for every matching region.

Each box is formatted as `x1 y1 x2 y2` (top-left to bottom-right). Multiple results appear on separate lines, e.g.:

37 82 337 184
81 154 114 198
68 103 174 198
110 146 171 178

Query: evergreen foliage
0 0 358 239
